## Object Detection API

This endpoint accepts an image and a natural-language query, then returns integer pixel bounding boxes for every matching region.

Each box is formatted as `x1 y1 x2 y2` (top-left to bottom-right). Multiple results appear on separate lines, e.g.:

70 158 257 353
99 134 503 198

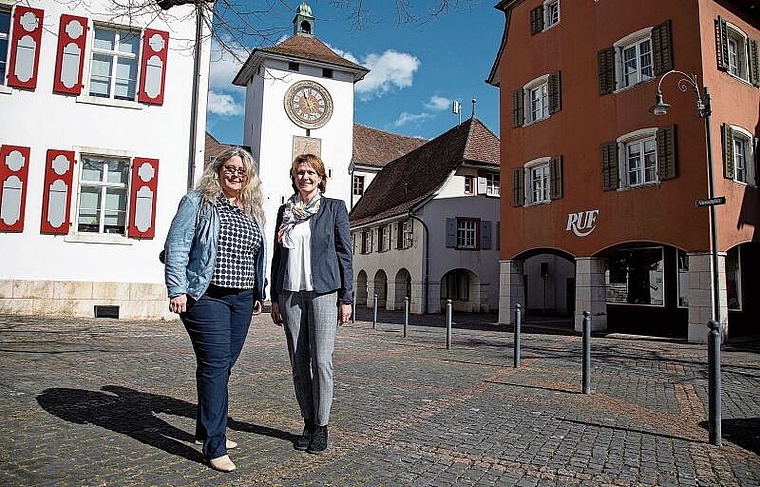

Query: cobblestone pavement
0 311 759 487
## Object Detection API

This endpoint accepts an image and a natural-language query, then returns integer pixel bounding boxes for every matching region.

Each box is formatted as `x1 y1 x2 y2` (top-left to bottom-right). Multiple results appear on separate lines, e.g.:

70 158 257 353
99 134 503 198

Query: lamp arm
656 70 710 118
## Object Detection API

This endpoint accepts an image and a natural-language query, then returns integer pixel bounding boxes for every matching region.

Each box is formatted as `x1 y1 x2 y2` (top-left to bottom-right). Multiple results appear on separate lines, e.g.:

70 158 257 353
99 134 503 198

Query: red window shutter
128 158 159 238
0 145 31 232
53 15 89 95
7 6 44 90
138 29 169 105
40 150 75 234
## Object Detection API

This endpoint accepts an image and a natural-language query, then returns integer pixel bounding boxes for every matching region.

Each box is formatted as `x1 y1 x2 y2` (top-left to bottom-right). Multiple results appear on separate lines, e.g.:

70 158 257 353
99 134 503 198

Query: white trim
522 74 550 125
524 157 551 206
76 95 144 110
728 124 756 186
613 27 654 93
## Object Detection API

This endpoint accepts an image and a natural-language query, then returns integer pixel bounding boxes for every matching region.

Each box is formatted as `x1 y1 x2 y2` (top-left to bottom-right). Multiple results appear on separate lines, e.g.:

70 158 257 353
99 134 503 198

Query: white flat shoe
195 439 238 449
207 454 236 472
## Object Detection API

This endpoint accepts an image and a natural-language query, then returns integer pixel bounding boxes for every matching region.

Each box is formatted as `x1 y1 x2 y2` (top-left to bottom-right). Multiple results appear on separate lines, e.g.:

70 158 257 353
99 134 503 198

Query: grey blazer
270 197 354 304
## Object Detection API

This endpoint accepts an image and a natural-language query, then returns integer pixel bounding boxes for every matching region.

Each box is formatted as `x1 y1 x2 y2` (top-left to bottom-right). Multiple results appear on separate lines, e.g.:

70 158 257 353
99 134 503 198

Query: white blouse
283 219 313 292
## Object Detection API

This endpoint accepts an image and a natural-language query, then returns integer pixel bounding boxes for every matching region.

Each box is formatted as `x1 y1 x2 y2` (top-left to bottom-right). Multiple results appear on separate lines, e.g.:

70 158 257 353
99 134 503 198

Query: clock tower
233 2 368 272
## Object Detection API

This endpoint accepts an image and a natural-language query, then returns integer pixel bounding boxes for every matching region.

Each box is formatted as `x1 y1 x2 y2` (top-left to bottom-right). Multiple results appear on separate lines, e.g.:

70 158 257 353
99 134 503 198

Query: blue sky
205 0 504 144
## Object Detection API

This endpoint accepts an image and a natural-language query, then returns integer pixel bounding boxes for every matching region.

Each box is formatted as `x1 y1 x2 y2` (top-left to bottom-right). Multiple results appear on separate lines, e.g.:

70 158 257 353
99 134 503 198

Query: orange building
488 0 759 342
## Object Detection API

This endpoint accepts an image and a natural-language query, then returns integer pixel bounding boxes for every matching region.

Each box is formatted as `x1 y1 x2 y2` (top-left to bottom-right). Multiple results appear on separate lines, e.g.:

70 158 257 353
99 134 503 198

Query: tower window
322 68 333 78
288 62 299 71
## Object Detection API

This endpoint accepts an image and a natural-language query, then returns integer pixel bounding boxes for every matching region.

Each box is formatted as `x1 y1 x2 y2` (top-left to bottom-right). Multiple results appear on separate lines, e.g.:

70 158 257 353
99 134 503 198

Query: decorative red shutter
40 150 75 234
128 158 159 238
138 29 169 105
53 15 89 95
0 145 31 232
7 6 44 90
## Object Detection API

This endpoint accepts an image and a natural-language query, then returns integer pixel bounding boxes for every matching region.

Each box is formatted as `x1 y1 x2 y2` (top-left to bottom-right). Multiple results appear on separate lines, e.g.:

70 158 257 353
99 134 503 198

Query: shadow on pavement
36 385 295 464
702 418 760 454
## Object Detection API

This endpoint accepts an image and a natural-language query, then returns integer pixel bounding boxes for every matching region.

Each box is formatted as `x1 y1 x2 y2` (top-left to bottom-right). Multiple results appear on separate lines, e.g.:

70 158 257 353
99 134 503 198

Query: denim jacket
164 191 266 301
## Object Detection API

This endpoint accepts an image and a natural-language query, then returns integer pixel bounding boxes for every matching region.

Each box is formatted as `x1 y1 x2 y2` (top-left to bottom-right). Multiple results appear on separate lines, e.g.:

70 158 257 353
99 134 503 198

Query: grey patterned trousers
279 290 338 426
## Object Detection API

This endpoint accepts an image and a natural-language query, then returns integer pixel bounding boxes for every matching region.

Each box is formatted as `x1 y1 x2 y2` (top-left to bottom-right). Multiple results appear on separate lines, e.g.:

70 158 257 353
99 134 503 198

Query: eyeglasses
222 165 247 177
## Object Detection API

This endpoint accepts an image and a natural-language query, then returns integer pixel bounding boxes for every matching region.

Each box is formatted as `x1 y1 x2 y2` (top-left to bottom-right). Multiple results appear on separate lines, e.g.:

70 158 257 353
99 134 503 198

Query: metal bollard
514 303 522 368
582 311 591 394
403 296 409 338
372 293 378 329
708 320 722 446
445 299 452 350
352 299 356 324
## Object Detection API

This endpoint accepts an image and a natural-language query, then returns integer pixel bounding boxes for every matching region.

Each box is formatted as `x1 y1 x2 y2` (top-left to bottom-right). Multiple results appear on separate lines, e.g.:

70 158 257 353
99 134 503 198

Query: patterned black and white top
211 194 262 289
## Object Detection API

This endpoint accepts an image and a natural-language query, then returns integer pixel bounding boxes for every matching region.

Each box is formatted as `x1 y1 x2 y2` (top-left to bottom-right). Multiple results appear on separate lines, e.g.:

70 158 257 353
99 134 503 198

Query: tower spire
294 2 315 35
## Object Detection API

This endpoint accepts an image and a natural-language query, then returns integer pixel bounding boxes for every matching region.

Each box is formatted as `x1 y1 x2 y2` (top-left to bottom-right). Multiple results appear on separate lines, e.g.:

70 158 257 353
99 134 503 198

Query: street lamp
650 70 722 446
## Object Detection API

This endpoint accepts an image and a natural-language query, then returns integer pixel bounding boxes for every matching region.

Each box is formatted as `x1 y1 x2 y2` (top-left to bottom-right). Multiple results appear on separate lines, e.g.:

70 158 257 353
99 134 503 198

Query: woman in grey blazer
270 153 353 455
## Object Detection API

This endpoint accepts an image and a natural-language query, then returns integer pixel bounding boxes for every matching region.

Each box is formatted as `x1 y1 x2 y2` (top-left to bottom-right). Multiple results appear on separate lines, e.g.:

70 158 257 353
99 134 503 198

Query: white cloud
425 95 452 111
209 38 249 92
207 91 243 116
393 111 433 127
352 50 420 97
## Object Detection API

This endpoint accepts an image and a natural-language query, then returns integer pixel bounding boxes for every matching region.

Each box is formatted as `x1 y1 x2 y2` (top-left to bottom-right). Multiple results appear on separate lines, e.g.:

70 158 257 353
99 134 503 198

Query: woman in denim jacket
164 147 266 472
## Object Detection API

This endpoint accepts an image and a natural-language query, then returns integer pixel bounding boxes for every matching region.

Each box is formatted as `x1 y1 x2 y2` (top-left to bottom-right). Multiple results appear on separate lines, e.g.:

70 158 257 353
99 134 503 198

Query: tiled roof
353 124 426 169
350 117 500 227
262 34 368 74
204 132 230 160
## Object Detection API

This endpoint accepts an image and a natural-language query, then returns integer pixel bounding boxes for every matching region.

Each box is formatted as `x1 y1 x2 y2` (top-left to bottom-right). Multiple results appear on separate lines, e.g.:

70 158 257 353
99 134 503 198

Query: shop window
605 247 665 306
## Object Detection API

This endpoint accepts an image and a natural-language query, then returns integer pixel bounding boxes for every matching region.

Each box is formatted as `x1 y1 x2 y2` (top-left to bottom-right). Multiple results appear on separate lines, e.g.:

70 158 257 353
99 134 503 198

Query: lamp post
650 70 722 446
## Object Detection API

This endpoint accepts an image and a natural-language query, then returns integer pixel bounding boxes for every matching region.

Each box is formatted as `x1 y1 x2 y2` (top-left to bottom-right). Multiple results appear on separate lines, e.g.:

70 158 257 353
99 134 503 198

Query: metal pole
703 89 721 327
352 299 356 324
514 303 521 368
708 320 722 446
372 293 378 329
445 299 452 350
185 1 203 190
403 296 409 338
582 311 591 394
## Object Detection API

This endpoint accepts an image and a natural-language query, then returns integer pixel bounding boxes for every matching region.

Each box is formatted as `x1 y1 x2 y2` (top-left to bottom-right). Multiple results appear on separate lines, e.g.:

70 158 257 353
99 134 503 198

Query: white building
350 117 501 314
0 0 210 319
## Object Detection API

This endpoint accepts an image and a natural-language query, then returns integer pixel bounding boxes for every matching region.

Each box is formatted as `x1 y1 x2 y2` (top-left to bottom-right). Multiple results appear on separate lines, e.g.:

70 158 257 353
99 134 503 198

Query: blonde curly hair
195 146 265 223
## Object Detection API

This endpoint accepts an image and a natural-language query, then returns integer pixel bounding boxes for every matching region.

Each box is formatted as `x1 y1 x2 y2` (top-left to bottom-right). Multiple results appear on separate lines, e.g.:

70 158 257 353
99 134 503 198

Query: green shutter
598 47 615 95
722 123 735 179
601 142 619 191
512 89 524 127
530 6 543 35
715 17 729 71
749 38 760 87
549 71 562 114
512 167 525 207
652 20 673 75
656 125 677 180
549 156 564 199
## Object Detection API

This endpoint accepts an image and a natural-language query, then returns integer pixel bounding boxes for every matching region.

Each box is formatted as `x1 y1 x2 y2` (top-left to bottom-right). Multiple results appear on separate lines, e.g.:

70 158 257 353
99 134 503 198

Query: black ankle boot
294 419 315 451
307 425 328 454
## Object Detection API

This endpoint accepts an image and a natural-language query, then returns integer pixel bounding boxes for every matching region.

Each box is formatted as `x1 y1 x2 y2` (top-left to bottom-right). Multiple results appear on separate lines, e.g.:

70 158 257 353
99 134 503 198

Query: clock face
284 80 333 129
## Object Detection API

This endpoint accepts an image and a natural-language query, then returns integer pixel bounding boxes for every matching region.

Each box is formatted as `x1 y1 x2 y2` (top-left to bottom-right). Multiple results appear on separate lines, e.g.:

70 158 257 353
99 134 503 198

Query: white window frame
730 125 756 186
485 172 500 196
87 24 141 102
0 7 9 88
523 75 550 124
726 22 749 81
353 174 365 196
525 157 551 205
464 175 474 195
456 218 478 250
402 220 413 249
613 28 654 91
544 0 560 29
676 250 689 308
617 128 659 189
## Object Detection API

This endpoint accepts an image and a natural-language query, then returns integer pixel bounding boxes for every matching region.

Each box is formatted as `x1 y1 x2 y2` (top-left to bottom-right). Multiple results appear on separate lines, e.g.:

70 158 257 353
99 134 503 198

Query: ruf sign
566 210 599 237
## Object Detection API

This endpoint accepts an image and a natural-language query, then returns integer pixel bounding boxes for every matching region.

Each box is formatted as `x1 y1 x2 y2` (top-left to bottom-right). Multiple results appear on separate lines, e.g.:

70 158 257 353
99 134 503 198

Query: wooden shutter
127 158 159 238
480 220 491 250
512 167 525 207
749 38 760 87
530 6 543 35
396 221 403 249
0 145 31 232
598 47 615 95
40 150 75 234
445 218 456 248
7 6 44 90
495 222 500 250
512 89 524 127
652 20 673 76
53 14 89 95
549 156 564 199
722 124 735 179
549 71 562 114
715 17 729 71
656 125 678 181
138 29 169 105
601 142 619 191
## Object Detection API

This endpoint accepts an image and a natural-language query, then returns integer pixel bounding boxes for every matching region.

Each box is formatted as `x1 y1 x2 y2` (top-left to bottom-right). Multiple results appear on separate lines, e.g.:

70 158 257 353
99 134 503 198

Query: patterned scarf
277 192 321 248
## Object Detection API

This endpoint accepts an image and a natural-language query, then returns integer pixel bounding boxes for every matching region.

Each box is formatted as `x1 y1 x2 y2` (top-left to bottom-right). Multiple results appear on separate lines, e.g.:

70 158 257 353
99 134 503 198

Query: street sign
695 196 726 207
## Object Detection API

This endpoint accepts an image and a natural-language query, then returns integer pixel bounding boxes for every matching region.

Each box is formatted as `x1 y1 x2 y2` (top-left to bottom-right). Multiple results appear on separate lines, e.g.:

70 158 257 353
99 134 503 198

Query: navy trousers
181 285 253 459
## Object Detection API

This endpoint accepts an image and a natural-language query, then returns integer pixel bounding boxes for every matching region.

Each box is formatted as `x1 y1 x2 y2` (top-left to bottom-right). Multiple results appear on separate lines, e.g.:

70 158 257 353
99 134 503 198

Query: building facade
488 0 759 342
350 118 501 314
0 0 210 319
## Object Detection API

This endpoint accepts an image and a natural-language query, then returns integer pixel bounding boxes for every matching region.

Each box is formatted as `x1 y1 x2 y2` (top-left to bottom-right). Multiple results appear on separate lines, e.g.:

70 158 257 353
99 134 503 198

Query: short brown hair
290 153 327 193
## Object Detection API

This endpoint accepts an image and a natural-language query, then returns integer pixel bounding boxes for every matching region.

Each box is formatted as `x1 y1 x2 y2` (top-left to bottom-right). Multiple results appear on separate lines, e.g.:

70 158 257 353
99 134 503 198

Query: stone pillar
409 279 424 314
687 252 728 344
479 283 490 313
574 257 607 332
386 280 398 311
427 281 441 314
367 280 377 309
498 259 524 325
